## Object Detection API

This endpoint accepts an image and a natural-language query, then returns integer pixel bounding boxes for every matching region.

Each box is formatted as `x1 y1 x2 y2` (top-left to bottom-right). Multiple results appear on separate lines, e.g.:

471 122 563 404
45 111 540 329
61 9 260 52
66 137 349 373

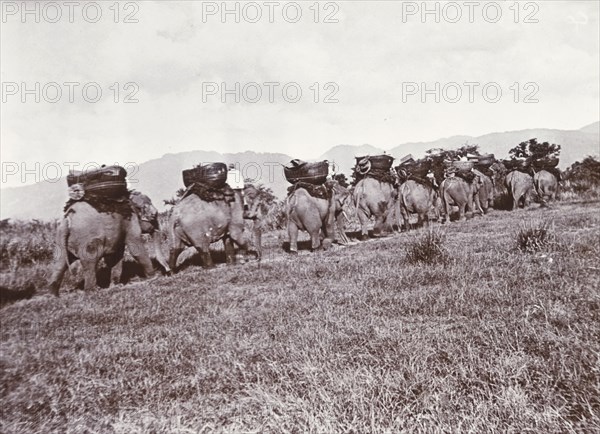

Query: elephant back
67 165 128 198
183 163 228 189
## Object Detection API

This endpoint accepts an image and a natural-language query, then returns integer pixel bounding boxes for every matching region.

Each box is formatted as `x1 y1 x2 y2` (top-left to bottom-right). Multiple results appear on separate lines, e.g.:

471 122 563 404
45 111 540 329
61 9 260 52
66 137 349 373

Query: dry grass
1 199 600 433
404 227 448 265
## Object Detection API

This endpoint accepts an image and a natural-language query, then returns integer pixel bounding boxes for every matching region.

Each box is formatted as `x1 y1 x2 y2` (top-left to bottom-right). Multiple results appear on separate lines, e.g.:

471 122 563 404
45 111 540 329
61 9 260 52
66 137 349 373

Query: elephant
286 180 349 253
168 185 248 271
472 169 494 215
505 170 534 210
439 175 474 223
397 180 438 231
533 170 559 206
130 191 170 273
241 184 267 260
48 201 155 296
352 177 397 239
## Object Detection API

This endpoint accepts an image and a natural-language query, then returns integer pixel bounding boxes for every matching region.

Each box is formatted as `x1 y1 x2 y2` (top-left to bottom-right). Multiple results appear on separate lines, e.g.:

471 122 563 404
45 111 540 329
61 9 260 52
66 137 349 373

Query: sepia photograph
1 1 599 432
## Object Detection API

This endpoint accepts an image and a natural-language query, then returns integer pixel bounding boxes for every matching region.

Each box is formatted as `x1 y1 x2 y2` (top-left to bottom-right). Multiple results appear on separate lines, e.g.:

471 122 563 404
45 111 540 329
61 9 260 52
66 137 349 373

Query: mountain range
1 122 598 221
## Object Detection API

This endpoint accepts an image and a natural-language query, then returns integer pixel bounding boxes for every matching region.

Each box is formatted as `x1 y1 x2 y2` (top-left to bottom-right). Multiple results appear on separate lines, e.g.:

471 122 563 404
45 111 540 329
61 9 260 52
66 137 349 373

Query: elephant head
240 184 268 260
128 191 171 274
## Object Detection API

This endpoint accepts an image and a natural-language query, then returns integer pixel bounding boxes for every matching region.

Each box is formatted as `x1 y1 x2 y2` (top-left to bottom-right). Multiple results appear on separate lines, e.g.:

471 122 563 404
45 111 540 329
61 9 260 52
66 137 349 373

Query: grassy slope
1 201 599 433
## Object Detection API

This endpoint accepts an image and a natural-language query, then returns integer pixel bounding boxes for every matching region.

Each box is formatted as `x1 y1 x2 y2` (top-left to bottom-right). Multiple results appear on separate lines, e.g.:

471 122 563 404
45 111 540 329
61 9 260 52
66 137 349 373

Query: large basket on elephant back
67 165 128 198
395 160 430 179
475 154 495 167
451 161 474 171
532 157 559 169
284 160 329 185
503 158 530 171
355 154 395 171
183 163 228 189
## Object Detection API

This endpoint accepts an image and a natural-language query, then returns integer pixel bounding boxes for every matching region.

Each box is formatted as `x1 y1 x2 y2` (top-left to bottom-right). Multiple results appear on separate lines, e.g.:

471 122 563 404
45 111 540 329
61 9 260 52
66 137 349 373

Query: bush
405 227 448 264
516 219 556 253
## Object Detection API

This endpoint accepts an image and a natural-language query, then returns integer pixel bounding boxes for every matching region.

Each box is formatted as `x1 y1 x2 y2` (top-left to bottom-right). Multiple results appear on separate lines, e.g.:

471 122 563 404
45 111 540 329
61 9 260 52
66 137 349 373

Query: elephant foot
359 234 369 241
289 250 298 256
322 239 333 250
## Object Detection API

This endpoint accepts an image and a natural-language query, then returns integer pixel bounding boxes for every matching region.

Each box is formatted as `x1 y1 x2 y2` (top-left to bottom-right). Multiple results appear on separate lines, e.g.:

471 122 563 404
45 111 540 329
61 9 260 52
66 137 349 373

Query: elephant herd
47 164 560 296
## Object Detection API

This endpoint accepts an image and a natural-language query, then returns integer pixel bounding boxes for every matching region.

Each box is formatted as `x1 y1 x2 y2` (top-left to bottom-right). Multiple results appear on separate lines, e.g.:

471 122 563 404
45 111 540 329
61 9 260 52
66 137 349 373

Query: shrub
405 227 448 265
516 219 556 253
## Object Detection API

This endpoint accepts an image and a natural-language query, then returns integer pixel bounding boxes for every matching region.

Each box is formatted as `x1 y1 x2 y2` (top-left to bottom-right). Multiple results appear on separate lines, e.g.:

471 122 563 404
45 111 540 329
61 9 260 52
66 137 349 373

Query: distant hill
580 121 599 134
1 123 598 221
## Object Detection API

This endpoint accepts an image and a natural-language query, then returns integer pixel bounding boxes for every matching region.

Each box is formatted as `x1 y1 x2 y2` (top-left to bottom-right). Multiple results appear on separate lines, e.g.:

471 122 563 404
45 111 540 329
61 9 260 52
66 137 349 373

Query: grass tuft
516 219 556 253
405 227 448 265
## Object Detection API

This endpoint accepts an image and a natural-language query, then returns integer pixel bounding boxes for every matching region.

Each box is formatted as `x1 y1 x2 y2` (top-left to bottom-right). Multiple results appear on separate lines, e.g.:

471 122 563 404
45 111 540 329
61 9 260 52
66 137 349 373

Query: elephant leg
169 247 183 273
416 211 429 228
457 201 466 221
104 253 123 285
126 240 154 278
356 208 370 240
80 259 98 291
372 208 386 237
228 223 248 258
473 193 483 216
224 237 236 265
288 221 299 254
383 209 395 235
198 247 214 268
152 231 171 274
441 194 450 224
400 206 410 232
110 259 124 285
125 223 155 279
251 224 262 260
48 260 68 297
311 229 322 251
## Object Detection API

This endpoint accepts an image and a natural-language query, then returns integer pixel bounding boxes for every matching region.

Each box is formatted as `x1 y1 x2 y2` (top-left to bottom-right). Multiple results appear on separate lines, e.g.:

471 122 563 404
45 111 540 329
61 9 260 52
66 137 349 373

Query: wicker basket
533 157 559 169
503 159 529 171
477 154 495 167
355 154 394 171
183 163 228 189
284 160 329 185
452 161 475 171
399 154 415 165
67 165 128 198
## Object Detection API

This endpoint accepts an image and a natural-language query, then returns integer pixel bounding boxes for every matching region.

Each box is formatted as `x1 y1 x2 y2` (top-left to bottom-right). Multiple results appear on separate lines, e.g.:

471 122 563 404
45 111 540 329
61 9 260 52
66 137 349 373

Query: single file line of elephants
47 161 559 296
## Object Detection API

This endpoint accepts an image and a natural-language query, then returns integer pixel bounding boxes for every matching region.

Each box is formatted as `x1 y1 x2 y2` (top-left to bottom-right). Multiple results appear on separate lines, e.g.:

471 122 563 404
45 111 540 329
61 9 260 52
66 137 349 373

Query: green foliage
509 138 561 160
564 156 600 193
405 227 448 264
163 188 186 206
516 219 556 253
0 219 57 269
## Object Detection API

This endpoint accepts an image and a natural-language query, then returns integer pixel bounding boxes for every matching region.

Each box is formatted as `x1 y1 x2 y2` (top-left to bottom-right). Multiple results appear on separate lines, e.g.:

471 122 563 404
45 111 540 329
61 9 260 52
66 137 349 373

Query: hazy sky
1 1 598 187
